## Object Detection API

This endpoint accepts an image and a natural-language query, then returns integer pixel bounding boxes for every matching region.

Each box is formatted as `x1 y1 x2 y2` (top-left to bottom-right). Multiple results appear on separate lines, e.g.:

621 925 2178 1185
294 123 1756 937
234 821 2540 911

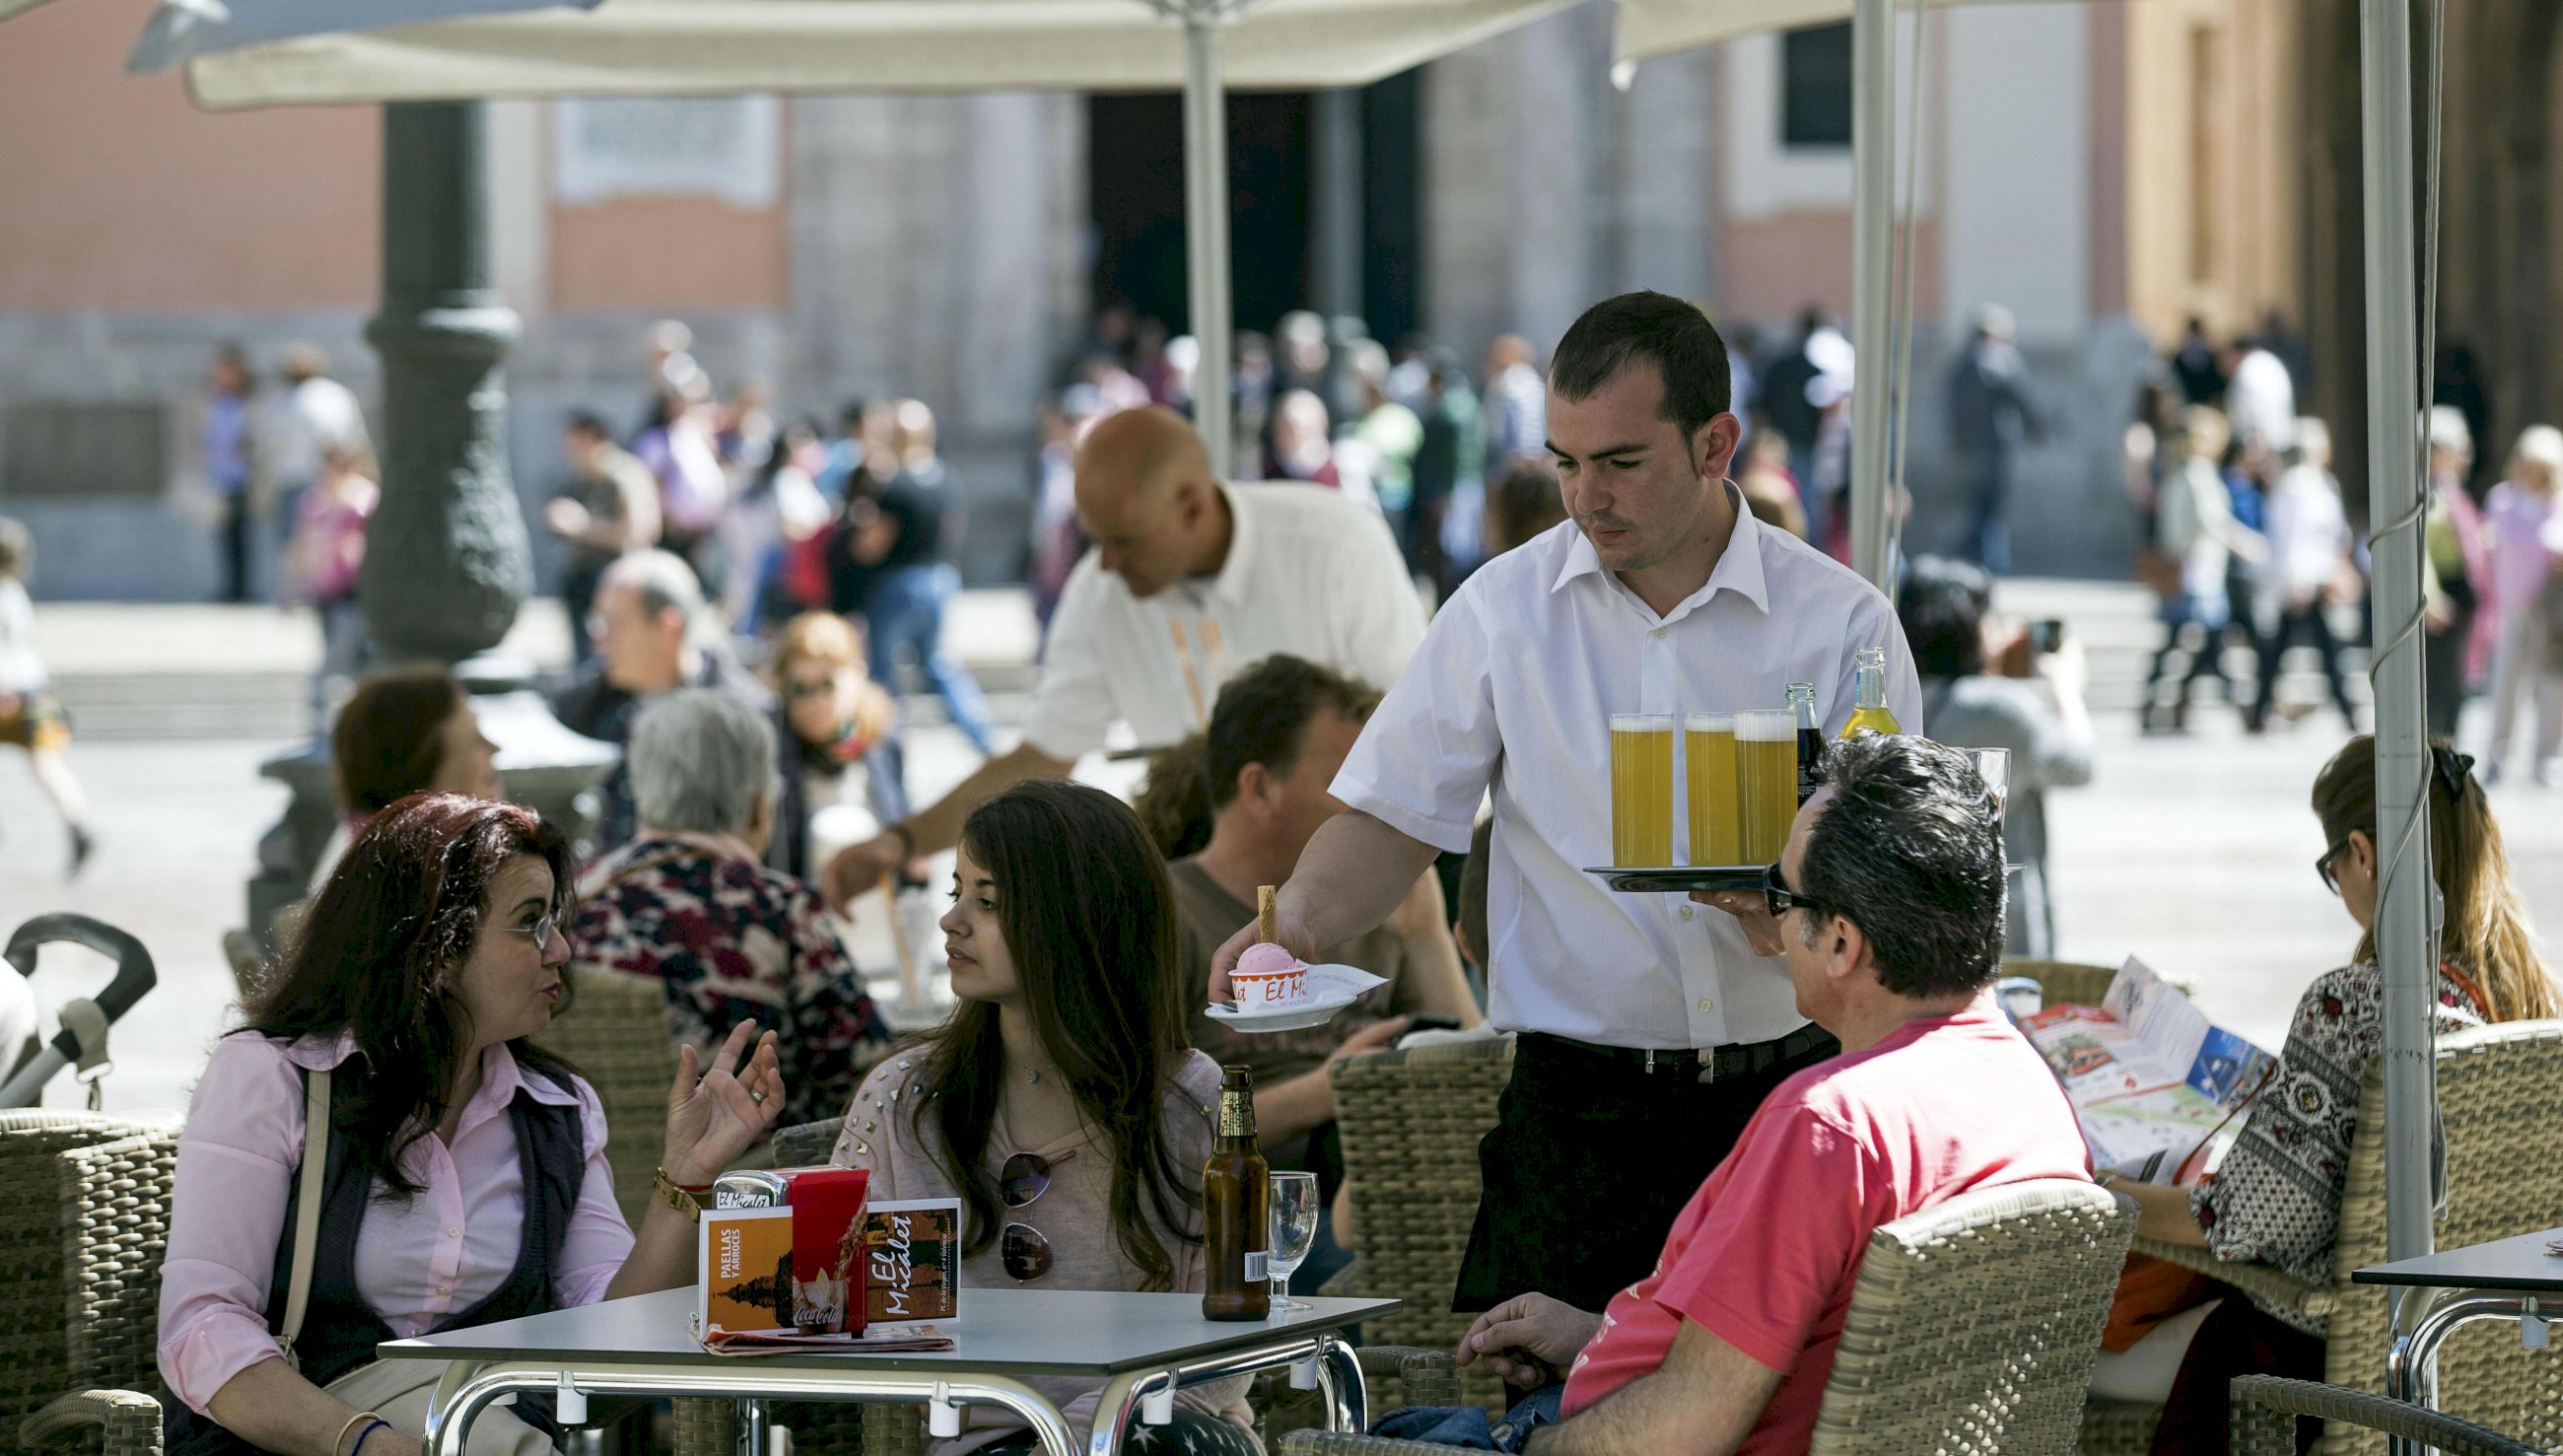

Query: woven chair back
2320 1018 2563 1456
0 1113 180 1448
1330 1036 1514 1413
531 965 680 1228
1812 1177 2134 1456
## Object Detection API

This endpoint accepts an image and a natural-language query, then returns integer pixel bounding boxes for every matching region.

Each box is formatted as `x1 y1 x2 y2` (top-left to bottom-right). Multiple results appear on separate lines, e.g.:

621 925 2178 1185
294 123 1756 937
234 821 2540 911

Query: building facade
14 0 2532 598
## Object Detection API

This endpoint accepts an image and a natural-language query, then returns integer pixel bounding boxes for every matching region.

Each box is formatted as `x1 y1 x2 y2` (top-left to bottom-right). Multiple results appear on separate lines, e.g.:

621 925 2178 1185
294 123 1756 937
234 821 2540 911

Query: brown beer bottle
1201 1065 1272 1321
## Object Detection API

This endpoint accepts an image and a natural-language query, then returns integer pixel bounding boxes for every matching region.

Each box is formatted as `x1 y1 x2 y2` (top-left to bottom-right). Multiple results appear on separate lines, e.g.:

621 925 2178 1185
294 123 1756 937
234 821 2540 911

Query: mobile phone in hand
2030 618 2066 655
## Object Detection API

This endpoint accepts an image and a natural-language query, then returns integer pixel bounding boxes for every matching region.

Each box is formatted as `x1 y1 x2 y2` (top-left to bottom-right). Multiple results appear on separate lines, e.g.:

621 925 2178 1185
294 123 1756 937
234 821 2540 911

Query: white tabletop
380 1286 1399 1378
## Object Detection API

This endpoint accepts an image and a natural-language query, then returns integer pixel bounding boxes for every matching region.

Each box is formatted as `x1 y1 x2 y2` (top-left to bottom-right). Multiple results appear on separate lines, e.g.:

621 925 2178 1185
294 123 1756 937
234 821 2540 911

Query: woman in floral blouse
2093 734 2555 1452
569 688 891 1128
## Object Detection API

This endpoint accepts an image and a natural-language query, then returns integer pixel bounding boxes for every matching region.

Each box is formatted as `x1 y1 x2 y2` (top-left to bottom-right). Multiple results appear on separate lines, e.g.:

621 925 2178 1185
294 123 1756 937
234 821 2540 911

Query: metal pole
1182 4 1236 478
2356 0 2437 1268
1848 0 1896 591
1311 87 1363 323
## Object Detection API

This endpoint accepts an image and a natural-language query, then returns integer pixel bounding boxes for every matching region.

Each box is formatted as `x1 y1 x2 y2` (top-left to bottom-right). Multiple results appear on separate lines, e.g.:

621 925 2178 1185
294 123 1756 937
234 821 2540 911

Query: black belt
1521 1025 1836 1084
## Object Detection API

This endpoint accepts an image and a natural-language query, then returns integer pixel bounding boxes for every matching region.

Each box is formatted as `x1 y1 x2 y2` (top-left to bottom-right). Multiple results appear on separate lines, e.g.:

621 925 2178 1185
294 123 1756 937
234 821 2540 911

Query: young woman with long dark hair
160 794 785 1456
831 780 1256 1455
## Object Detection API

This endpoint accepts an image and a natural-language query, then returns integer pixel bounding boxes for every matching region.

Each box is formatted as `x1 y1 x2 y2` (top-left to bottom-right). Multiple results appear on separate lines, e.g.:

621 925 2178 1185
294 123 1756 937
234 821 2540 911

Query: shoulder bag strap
276 1067 331 1371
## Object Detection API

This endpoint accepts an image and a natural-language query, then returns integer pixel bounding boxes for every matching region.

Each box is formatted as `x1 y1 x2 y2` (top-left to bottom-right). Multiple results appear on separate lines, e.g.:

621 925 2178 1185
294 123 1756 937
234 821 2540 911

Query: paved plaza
0 584 2554 1119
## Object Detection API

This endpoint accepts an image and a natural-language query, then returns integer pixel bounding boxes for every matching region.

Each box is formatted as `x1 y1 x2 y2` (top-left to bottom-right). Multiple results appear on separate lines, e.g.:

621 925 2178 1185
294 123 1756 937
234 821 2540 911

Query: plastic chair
1280 1179 2135 1456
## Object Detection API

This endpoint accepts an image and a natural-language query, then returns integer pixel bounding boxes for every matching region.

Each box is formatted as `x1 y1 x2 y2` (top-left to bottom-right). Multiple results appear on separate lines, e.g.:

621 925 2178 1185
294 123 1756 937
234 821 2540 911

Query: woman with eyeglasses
2089 734 2556 1452
830 780 1257 1456
160 794 786 1456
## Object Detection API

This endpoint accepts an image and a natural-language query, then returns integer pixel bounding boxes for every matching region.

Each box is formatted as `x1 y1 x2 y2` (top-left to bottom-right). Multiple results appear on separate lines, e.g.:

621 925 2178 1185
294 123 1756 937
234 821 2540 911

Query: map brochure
2016 956 2275 1184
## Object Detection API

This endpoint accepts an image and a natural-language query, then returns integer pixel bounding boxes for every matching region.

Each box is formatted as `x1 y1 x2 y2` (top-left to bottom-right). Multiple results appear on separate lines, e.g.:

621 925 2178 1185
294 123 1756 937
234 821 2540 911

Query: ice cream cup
1231 963 1311 1008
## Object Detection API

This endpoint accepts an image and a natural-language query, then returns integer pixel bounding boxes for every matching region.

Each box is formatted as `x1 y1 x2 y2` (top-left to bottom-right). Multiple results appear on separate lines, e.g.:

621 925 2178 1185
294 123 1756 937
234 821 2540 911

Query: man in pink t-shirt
1446 734 2090 1455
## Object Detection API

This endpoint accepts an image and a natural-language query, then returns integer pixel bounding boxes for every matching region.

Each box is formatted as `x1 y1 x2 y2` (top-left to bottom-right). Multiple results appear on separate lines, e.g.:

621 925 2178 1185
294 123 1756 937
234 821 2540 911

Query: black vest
167 1067 584 1456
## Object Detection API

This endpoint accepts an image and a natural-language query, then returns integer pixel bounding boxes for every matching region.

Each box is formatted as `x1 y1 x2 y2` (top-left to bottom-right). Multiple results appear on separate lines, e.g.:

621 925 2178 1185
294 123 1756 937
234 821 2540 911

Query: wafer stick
1258 885 1278 944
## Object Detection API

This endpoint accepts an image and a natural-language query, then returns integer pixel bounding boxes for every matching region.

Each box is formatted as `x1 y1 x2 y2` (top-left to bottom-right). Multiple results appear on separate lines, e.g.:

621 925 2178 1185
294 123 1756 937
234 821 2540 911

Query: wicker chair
1325 1034 1514 1415
2228 1376 2542 1456
0 1112 184 1456
1277 1179 2134 1456
2001 959 2194 1012
2080 1019 2563 1455
532 963 681 1228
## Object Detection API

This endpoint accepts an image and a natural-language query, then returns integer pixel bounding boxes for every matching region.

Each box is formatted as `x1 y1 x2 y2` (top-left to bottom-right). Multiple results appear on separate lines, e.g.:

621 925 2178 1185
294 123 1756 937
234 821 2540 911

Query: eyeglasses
2316 835 2357 896
784 678 837 702
1760 862 1828 921
999 1149 1073 1283
509 913 562 946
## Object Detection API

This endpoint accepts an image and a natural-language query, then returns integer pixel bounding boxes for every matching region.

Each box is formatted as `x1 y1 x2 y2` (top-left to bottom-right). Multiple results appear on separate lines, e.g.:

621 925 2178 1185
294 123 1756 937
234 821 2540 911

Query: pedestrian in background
2485 424 2563 784
0 520 94 876
266 345 372 587
202 344 258 603
1482 333 1548 478
2249 419 2360 734
547 412 662 669
1944 305 2043 575
284 443 379 731
857 400 997 758
2141 408 2261 732
2423 406 2491 740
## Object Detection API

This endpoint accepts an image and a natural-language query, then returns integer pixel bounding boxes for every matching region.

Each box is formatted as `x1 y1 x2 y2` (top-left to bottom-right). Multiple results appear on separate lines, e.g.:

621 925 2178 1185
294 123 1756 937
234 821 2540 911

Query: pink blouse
157 1033 634 1415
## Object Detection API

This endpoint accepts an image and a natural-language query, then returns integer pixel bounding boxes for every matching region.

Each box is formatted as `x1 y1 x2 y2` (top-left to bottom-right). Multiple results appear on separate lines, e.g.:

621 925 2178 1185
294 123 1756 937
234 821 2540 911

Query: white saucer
1205 964 1387 1034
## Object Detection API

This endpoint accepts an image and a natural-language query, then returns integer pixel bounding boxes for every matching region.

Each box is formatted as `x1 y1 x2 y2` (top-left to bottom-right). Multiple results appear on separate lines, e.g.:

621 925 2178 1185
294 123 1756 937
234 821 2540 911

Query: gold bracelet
654 1165 711 1221
334 1411 385 1456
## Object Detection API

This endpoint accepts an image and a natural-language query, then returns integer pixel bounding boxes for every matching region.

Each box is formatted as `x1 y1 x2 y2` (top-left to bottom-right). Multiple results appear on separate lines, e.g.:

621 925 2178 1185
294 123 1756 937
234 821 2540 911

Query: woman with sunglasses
2089 735 2556 1452
830 780 1256 1456
773 611 907 883
160 794 787 1456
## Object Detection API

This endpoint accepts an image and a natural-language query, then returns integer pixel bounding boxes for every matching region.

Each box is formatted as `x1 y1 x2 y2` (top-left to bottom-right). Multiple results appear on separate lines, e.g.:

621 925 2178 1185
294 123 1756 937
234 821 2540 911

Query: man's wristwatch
655 1166 715 1220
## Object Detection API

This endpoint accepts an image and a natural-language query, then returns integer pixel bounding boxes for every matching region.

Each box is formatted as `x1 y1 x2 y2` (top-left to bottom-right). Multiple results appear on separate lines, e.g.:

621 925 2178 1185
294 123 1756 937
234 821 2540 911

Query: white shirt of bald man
1023 481 1426 759
1331 482 1923 1051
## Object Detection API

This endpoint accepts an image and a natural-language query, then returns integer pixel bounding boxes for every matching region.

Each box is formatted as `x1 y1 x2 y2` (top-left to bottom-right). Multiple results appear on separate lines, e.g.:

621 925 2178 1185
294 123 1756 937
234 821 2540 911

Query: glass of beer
1685 713 1742 866
1736 710 1799 863
1609 714 1676 867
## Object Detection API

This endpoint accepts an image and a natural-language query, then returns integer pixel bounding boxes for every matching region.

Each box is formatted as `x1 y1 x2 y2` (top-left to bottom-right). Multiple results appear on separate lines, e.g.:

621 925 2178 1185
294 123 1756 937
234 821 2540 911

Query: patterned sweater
2190 960 2483 1330
569 833 890 1128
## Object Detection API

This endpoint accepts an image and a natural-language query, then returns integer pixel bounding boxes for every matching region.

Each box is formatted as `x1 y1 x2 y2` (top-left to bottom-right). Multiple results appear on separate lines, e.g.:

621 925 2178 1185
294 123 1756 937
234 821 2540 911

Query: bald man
825 407 1427 907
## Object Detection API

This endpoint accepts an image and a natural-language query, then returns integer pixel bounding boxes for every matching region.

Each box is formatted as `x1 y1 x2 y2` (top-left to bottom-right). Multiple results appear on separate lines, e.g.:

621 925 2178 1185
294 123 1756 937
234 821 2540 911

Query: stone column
250 103 613 945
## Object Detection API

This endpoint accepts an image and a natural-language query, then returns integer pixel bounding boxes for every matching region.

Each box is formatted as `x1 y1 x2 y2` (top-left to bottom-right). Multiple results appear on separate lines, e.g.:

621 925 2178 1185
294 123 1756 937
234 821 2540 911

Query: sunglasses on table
999 1148 1077 1283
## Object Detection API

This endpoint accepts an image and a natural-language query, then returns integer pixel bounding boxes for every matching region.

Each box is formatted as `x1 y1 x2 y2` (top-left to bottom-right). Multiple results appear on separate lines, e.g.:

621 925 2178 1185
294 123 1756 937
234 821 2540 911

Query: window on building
1781 23 1853 148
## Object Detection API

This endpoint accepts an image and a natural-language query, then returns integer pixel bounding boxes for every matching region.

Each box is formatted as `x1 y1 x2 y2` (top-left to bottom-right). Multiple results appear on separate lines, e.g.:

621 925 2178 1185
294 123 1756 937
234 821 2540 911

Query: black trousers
1452 1028 1840 1316
2252 603 2357 726
2148 1292 2323 1455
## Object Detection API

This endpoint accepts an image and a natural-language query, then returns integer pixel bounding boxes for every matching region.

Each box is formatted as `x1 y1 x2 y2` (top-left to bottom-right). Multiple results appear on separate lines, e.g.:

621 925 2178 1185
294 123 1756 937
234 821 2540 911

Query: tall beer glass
1736 710 1798 862
1684 713 1742 866
1609 714 1676 867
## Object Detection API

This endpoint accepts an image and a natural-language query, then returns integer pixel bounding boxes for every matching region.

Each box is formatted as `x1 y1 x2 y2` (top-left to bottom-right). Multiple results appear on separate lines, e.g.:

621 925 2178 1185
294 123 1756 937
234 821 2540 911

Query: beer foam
1685 713 1736 732
1736 711 1796 742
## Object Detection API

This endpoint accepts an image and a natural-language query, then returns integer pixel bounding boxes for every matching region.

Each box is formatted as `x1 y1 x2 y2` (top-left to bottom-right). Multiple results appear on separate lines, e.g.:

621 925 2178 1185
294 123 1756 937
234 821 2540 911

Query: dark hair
1897 556 1993 679
1205 656 1377 812
333 665 469 818
1550 292 1733 447
1486 458 1568 556
2312 735 2556 1021
1797 734 2006 998
1135 735 1212 861
248 795 579 1196
563 410 613 441
913 782 1199 1288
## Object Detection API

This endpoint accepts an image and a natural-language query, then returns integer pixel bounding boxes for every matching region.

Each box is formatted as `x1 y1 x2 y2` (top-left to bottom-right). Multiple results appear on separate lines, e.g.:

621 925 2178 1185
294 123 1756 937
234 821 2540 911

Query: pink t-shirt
1559 1002 2089 1453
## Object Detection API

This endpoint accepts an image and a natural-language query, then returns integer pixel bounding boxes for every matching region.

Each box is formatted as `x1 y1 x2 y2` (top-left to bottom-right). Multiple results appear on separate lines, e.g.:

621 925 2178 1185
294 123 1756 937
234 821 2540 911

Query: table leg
1087 1371 1154 1456
736 1398 770 1456
2385 1289 2528 1456
424 1360 487 1456
1311 1336 1366 1435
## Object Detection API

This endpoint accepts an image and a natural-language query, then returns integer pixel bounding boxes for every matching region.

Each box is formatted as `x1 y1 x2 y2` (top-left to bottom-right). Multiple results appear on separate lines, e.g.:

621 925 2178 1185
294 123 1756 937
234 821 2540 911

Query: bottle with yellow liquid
1837 648 1902 738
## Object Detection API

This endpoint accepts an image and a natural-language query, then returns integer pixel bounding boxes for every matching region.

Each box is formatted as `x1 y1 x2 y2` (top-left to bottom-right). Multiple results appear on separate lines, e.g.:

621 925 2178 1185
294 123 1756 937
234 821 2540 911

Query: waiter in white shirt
1213 293 1922 1313
827 404 1427 907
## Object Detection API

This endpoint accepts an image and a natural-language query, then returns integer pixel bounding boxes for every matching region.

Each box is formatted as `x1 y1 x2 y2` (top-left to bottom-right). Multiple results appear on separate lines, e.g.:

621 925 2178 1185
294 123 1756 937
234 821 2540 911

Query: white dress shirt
1331 487 1923 1051
1023 483 1426 760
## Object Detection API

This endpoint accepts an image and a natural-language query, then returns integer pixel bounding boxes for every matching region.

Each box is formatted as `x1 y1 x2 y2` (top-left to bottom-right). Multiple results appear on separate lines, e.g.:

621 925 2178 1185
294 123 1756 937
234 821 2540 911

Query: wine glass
1267 1171 1320 1314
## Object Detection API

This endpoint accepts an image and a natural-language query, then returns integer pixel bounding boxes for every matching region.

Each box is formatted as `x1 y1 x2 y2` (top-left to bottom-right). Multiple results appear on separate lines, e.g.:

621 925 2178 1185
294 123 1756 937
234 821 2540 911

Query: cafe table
2352 1227 2563 1454
385 1286 1399 1456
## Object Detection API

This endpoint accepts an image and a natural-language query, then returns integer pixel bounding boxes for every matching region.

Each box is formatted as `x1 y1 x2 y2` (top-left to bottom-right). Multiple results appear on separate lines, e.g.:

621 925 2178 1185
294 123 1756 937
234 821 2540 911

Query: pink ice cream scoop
1232 942 1313 1007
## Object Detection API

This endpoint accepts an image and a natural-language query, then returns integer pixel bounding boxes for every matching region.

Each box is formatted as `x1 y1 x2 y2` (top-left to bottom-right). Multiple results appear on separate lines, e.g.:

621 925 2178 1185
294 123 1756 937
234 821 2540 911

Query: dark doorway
1087 73 1422 350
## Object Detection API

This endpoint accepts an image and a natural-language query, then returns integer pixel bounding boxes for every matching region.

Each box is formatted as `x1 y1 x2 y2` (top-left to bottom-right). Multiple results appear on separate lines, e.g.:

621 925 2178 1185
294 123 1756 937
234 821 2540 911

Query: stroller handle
7 913 158 1041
